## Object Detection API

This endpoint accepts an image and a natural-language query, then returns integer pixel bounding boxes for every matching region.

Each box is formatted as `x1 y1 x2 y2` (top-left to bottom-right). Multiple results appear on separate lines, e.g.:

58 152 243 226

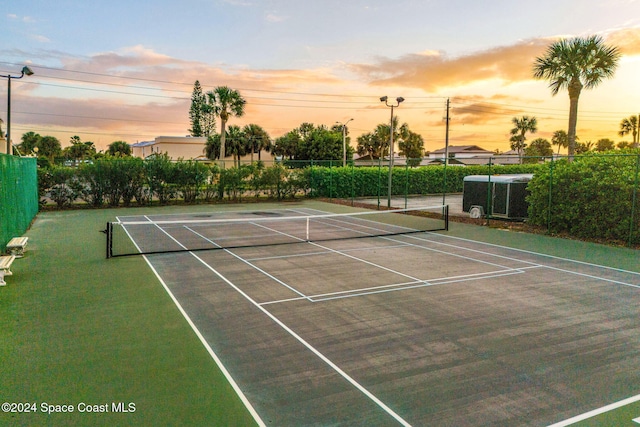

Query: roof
430 145 492 154
131 140 155 147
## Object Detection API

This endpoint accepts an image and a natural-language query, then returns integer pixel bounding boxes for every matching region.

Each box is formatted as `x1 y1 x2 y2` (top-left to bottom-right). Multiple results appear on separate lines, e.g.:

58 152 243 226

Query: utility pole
442 98 450 207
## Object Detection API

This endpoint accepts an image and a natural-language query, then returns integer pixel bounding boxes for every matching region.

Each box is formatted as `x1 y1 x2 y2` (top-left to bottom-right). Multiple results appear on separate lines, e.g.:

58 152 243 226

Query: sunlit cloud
351 27 640 92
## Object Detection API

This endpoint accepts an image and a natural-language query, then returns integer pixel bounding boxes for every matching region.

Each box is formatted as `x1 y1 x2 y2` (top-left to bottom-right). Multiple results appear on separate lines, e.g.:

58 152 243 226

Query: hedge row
527 152 640 245
38 156 310 208
307 163 542 198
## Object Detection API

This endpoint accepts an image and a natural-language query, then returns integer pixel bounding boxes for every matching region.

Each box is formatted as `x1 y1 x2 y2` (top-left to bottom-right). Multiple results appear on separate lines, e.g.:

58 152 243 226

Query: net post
306 217 310 241
106 222 112 259
444 204 449 231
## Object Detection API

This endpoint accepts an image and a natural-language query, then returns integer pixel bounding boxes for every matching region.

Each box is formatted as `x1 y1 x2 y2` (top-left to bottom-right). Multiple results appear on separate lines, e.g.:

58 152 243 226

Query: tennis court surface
112 205 640 426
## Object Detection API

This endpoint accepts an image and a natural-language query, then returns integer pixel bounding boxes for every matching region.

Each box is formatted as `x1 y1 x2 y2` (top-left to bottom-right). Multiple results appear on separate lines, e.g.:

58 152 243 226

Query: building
131 136 207 160
428 145 520 165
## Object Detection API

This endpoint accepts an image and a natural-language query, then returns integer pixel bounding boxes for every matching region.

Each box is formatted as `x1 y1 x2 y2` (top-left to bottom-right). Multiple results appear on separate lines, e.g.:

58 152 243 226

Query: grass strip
0 206 260 426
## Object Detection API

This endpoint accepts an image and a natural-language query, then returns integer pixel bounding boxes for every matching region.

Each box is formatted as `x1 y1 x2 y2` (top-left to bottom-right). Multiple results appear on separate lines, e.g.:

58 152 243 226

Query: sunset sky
2 0 640 154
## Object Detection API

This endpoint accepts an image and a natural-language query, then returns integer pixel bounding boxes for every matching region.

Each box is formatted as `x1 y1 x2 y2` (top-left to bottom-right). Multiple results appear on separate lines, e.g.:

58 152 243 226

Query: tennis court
111 204 640 426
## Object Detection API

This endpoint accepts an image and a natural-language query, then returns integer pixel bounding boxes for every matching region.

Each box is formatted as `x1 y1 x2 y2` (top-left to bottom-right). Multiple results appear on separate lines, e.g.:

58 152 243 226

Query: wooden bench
0 255 15 286
6 237 28 258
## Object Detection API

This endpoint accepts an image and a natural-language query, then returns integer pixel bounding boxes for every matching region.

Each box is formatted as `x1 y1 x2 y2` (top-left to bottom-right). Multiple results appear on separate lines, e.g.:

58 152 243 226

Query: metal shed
462 174 533 219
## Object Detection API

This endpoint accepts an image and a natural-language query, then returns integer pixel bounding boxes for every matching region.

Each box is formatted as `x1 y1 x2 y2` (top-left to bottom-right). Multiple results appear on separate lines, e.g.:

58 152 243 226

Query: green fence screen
0 153 38 252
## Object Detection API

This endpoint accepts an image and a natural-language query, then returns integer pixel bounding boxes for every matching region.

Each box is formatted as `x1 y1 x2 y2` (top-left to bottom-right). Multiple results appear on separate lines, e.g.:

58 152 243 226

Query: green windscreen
0 154 39 252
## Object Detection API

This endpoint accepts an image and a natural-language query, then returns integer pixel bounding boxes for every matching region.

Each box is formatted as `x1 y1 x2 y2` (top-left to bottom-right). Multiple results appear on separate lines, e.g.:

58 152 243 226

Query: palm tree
107 140 132 157
551 130 568 155
206 86 246 165
242 124 271 163
225 125 246 167
509 116 537 161
618 115 639 148
533 35 620 157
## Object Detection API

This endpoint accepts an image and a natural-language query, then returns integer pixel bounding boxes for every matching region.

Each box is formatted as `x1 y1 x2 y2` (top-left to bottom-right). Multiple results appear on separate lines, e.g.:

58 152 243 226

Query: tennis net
105 205 448 258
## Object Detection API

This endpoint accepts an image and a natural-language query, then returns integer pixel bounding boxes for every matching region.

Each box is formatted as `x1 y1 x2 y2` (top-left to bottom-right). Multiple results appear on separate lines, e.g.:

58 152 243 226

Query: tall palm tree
618 115 639 148
509 116 537 161
206 86 246 164
533 35 620 157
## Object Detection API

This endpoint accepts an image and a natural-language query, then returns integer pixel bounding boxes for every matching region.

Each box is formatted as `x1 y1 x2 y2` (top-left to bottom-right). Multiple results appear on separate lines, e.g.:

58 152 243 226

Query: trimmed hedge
527 152 640 245
307 164 542 198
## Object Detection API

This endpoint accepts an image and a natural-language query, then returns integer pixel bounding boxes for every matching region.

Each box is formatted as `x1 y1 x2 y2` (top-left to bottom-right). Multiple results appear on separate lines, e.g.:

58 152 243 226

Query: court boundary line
121 208 640 426
546 393 640 426
135 216 413 426
115 215 266 427
186 250 413 427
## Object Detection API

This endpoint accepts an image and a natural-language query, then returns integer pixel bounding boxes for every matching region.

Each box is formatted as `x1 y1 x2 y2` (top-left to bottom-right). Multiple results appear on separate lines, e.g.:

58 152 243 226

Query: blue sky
2 0 640 151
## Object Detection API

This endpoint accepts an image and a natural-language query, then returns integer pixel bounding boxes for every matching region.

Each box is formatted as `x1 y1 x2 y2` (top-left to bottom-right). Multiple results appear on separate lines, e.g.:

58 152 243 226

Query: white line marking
547 393 640 426
188 251 413 427
185 226 311 301
150 217 413 425
120 222 266 427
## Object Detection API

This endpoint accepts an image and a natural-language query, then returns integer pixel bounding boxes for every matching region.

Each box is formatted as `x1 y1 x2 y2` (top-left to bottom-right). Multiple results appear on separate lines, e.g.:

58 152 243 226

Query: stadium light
336 118 354 167
380 96 404 208
1 66 34 155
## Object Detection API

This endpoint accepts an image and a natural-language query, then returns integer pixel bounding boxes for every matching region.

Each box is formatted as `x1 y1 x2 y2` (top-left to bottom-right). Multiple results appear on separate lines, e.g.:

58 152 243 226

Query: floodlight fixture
1 65 35 154
379 96 388 103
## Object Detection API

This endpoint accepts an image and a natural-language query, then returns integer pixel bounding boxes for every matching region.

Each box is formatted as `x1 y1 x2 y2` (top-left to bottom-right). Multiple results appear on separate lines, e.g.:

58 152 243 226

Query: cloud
604 26 640 55
29 34 50 43
350 38 550 91
350 27 640 92
265 12 288 23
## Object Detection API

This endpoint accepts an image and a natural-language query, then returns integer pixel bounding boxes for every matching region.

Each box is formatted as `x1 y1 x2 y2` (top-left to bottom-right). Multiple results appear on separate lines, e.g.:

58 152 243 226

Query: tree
19 131 41 155
576 140 594 154
595 138 615 152
225 125 246 167
37 136 62 164
107 140 132 157
551 130 568 155
618 141 634 149
243 124 271 162
206 86 246 163
205 134 221 160
273 130 302 160
533 35 620 157
64 136 96 163
618 115 639 148
509 116 537 161
189 80 215 137
398 131 425 167
524 138 553 161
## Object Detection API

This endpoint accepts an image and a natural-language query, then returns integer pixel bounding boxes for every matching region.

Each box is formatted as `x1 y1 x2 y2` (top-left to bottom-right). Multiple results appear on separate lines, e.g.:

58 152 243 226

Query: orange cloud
351 27 640 92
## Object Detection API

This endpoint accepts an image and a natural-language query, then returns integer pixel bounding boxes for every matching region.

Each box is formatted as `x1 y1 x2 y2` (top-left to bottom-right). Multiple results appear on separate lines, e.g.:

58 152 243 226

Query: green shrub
527 152 640 244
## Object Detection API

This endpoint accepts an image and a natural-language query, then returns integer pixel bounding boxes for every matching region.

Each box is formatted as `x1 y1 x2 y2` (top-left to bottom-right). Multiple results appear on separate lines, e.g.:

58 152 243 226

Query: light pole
380 96 404 208
1 66 34 155
336 118 353 167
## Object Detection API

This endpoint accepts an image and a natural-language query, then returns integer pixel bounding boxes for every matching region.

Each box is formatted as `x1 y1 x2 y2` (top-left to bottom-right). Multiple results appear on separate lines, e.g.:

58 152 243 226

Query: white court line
145 221 413 425
259 267 540 306
402 233 640 289
547 393 640 426
118 221 266 427
310 269 530 302
185 225 311 302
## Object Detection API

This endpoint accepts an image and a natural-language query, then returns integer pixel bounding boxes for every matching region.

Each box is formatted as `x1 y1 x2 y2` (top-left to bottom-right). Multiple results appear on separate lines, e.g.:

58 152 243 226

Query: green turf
0 205 263 427
1 200 638 426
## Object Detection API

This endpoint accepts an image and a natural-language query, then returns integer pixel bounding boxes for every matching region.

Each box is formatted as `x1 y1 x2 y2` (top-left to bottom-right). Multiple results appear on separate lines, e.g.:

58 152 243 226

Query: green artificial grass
0 206 260 427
